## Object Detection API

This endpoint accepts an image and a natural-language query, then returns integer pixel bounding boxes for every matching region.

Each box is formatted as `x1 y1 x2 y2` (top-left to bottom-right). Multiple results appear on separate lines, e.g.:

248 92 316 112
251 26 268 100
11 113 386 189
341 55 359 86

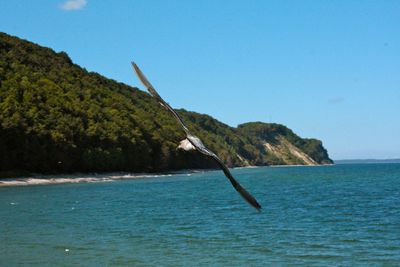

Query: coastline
0 164 334 187
0 172 189 187
268 163 334 168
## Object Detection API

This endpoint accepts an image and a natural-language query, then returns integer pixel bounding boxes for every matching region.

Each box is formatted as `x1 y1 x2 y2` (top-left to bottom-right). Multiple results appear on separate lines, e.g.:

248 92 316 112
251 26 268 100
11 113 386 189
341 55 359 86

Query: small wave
0 172 190 187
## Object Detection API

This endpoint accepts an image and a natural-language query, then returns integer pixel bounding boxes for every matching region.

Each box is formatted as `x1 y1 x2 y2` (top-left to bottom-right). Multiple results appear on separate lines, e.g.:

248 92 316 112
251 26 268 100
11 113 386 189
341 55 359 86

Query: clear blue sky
1 0 399 160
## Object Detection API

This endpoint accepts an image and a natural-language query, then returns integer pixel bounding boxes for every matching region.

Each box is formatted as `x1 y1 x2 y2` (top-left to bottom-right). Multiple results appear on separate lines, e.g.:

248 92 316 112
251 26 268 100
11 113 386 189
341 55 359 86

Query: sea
1 163 399 266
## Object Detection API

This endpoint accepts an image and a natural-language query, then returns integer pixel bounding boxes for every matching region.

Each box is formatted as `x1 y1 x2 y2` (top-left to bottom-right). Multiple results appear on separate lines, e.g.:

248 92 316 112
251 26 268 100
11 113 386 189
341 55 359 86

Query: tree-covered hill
0 32 332 176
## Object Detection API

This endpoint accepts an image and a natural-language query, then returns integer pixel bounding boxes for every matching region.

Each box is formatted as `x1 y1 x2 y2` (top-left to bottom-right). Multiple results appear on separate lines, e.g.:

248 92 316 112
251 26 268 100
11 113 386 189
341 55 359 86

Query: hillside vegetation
0 32 332 175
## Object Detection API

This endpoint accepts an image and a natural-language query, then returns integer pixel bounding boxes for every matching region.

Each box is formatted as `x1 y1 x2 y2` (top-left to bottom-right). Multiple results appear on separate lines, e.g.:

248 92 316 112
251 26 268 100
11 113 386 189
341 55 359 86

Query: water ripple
1 164 399 266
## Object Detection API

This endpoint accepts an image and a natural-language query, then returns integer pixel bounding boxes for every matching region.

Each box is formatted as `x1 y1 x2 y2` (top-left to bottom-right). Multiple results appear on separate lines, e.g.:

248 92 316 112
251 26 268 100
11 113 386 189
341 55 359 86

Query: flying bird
131 62 262 211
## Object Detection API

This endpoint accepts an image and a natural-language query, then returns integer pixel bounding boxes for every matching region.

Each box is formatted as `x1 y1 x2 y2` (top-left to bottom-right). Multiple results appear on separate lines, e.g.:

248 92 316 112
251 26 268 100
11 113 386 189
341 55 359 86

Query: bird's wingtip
131 62 142 76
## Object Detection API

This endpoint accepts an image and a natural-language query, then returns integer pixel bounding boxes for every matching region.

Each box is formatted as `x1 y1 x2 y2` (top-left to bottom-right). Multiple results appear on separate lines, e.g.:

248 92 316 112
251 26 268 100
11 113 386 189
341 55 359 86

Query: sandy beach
0 173 180 187
0 165 333 187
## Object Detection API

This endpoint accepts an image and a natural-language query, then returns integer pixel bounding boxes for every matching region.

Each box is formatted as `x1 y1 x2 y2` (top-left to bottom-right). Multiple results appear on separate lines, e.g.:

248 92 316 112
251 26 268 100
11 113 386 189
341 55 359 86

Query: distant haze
335 159 400 164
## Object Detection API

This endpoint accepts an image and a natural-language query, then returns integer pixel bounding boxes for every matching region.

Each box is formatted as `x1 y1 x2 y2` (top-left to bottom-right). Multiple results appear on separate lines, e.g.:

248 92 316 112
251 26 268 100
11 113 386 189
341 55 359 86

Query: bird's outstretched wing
132 62 189 135
131 62 262 211
185 134 261 210
211 155 262 210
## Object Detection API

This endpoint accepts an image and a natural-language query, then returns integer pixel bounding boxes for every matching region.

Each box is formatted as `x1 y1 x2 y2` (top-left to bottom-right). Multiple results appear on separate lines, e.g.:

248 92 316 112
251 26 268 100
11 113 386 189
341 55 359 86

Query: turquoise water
1 164 399 266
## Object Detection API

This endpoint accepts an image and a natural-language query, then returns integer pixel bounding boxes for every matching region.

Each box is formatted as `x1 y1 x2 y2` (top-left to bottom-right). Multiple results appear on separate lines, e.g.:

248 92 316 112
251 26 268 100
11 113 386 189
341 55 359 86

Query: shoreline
0 172 195 187
0 164 334 187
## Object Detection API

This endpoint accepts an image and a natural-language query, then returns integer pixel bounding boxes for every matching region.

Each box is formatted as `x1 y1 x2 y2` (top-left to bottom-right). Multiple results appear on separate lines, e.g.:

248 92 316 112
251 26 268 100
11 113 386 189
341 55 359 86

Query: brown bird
131 62 262 211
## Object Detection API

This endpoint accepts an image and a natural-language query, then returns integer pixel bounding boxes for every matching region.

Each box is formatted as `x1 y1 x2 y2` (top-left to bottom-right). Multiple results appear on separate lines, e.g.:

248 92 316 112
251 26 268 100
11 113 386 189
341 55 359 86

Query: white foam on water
0 172 192 187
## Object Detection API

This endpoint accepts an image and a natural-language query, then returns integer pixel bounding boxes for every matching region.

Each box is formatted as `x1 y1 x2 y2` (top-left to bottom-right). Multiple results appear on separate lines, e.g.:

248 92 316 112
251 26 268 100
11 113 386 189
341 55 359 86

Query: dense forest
0 32 332 176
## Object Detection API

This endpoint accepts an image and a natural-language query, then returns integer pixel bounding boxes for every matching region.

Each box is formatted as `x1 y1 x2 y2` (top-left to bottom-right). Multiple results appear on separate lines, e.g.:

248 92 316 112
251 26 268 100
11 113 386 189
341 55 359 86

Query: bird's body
177 138 195 151
186 134 216 157
131 62 262 211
